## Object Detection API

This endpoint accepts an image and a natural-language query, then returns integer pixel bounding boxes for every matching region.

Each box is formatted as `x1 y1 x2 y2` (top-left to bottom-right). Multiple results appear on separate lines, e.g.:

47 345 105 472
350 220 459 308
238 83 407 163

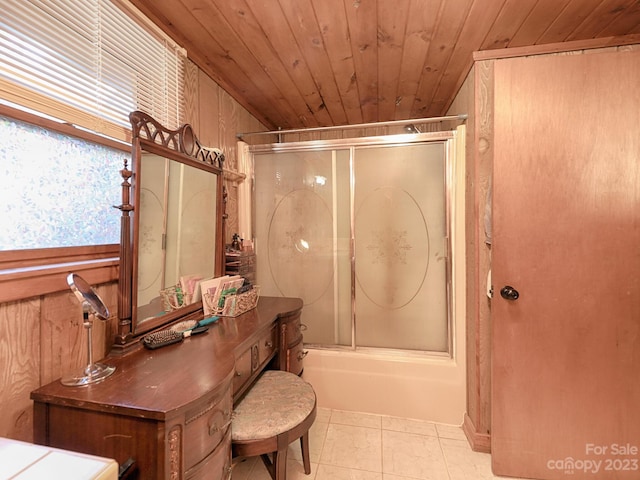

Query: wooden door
492 50 640 479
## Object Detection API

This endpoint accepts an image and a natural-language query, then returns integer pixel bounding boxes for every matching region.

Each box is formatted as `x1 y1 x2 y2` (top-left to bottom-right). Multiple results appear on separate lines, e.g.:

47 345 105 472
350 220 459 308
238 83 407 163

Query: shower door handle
500 286 519 301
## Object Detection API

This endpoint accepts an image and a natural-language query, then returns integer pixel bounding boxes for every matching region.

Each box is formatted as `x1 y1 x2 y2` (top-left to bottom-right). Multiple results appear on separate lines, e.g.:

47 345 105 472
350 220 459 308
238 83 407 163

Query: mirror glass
68 273 110 320
116 111 225 345
137 153 218 325
64 273 115 385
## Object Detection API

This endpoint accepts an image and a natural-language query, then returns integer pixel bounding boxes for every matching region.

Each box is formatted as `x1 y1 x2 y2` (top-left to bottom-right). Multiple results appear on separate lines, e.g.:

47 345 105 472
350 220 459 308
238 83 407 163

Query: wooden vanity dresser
31 296 304 480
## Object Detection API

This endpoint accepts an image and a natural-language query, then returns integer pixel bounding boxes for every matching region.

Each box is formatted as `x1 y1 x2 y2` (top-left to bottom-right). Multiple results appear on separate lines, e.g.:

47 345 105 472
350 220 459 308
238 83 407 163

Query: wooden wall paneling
238 104 265 141
243 112 268 146
183 59 200 129
508 0 572 47
412 0 473 118
475 58 493 452
535 0 601 44
93 283 119 358
244 0 332 126
322 130 346 140
39 285 117 387
458 58 493 453
343 0 378 123
367 126 390 137
220 89 238 243
197 69 221 148
132 0 640 129
565 0 640 41
434 0 504 117
281 132 301 143
295 132 312 142
598 3 640 37
346 126 389 138
218 88 266 244
219 90 240 171
375 0 410 122
224 178 240 244
0 299 40 442
448 63 484 451
480 0 535 50
312 0 363 125
276 0 348 126
460 68 479 435
295 129 342 142
394 0 441 120
40 291 87 386
207 0 318 128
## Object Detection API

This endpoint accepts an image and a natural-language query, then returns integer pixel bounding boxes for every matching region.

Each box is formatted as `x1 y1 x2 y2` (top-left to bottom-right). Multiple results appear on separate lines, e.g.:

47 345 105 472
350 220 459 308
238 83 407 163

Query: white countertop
0 438 118 480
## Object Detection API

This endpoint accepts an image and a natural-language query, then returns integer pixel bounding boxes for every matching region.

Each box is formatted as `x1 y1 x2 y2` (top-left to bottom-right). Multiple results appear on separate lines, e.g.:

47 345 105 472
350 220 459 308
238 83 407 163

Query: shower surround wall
252 130 466 424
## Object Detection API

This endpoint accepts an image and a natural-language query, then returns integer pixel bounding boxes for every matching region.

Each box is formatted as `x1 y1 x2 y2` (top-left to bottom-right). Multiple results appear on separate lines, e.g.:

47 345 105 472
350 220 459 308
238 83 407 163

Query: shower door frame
250 130 457 358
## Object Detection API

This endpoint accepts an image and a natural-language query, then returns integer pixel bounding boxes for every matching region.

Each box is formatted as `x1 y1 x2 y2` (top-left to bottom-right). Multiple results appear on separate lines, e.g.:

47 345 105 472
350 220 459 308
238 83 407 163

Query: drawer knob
235 370 242 377
265 340 273 348
297 350 309 361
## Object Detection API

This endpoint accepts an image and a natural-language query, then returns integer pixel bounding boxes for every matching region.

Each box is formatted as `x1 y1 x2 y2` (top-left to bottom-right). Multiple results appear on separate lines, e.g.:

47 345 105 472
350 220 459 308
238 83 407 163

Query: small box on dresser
224 250 256 285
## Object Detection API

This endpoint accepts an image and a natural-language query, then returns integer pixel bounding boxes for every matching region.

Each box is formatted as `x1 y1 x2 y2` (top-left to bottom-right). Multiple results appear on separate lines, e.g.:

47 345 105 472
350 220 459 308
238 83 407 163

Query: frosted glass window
0 115 121 250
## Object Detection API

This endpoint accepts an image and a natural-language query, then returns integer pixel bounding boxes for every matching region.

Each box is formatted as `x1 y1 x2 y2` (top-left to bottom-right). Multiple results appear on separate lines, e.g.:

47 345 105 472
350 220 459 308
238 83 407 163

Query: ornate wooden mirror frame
114 111 225 349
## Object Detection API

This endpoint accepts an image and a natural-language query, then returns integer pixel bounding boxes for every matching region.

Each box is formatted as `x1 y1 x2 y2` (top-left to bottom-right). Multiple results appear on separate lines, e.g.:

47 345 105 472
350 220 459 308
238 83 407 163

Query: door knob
500 286 519 300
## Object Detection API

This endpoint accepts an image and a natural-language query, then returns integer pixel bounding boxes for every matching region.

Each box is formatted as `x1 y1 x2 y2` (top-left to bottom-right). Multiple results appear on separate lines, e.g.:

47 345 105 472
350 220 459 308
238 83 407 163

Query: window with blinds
0 0 186 293
0 0 185 140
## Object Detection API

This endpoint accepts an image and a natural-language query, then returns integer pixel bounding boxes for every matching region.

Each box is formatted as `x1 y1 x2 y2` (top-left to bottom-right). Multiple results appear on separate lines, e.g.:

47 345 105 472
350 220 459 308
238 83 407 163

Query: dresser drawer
233 347 253 394
183 381 233 471
287 337 307 376
257 325 277 367
280 316 303 348
233 325 278 398
185 428 232 480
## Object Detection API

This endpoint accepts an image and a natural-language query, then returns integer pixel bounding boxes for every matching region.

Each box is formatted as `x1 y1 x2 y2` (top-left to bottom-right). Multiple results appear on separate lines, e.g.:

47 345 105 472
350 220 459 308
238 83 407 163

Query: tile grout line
437 428 455 480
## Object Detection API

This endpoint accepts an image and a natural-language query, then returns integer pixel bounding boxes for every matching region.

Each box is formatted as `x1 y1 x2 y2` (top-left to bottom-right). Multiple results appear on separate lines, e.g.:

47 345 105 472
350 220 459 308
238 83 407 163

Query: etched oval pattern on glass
267 189 334 304
355 186 429 309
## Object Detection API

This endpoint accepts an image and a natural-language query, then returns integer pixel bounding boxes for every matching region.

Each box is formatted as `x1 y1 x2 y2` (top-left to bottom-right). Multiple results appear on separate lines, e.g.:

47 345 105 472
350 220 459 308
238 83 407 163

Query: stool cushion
232 370 316 442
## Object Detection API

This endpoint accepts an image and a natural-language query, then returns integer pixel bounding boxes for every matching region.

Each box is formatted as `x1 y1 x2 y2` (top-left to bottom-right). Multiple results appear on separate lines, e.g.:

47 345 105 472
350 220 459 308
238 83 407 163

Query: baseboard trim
462 413 491 453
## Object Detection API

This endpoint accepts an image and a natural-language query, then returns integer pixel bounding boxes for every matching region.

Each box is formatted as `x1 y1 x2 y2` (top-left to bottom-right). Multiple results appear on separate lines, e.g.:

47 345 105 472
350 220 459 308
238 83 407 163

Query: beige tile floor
231 408 524 480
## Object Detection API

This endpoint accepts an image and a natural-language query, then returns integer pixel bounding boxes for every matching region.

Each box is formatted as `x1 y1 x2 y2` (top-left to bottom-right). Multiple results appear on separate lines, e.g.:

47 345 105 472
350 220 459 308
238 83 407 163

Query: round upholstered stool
232 370 317 480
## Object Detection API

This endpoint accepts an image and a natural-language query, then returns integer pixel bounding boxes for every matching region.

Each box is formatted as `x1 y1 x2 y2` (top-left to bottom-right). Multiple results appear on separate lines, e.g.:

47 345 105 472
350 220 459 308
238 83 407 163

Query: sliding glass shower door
252 136 452 354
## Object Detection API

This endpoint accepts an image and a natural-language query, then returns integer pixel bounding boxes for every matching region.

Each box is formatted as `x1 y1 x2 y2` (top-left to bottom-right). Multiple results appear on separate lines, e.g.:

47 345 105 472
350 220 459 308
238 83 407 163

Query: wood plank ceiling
130 0 640 130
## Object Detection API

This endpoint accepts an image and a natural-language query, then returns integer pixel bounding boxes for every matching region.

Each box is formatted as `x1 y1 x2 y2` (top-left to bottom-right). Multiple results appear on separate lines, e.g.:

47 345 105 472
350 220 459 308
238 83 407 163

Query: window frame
0 103 127 302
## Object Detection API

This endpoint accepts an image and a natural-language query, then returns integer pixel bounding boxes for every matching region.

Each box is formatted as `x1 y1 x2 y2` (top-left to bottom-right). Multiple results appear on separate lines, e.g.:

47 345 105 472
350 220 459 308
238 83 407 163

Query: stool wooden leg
258 434 292 480
260 449 288 480
300 432 311 474
273 447 288 480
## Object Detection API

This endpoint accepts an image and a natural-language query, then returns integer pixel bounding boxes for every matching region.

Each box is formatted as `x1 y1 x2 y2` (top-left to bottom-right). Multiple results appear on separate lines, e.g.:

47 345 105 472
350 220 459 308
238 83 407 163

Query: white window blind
0 0 185 140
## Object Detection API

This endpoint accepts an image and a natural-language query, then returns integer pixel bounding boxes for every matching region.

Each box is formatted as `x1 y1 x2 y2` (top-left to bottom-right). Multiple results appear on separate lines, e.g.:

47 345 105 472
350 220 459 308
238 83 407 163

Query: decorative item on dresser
225 243 256 285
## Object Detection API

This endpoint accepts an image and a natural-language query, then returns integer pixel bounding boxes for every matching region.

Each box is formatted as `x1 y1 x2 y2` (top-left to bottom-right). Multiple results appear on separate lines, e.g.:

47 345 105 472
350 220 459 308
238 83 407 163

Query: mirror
68 273 110 320
62 273 115 386
115 111 225 347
